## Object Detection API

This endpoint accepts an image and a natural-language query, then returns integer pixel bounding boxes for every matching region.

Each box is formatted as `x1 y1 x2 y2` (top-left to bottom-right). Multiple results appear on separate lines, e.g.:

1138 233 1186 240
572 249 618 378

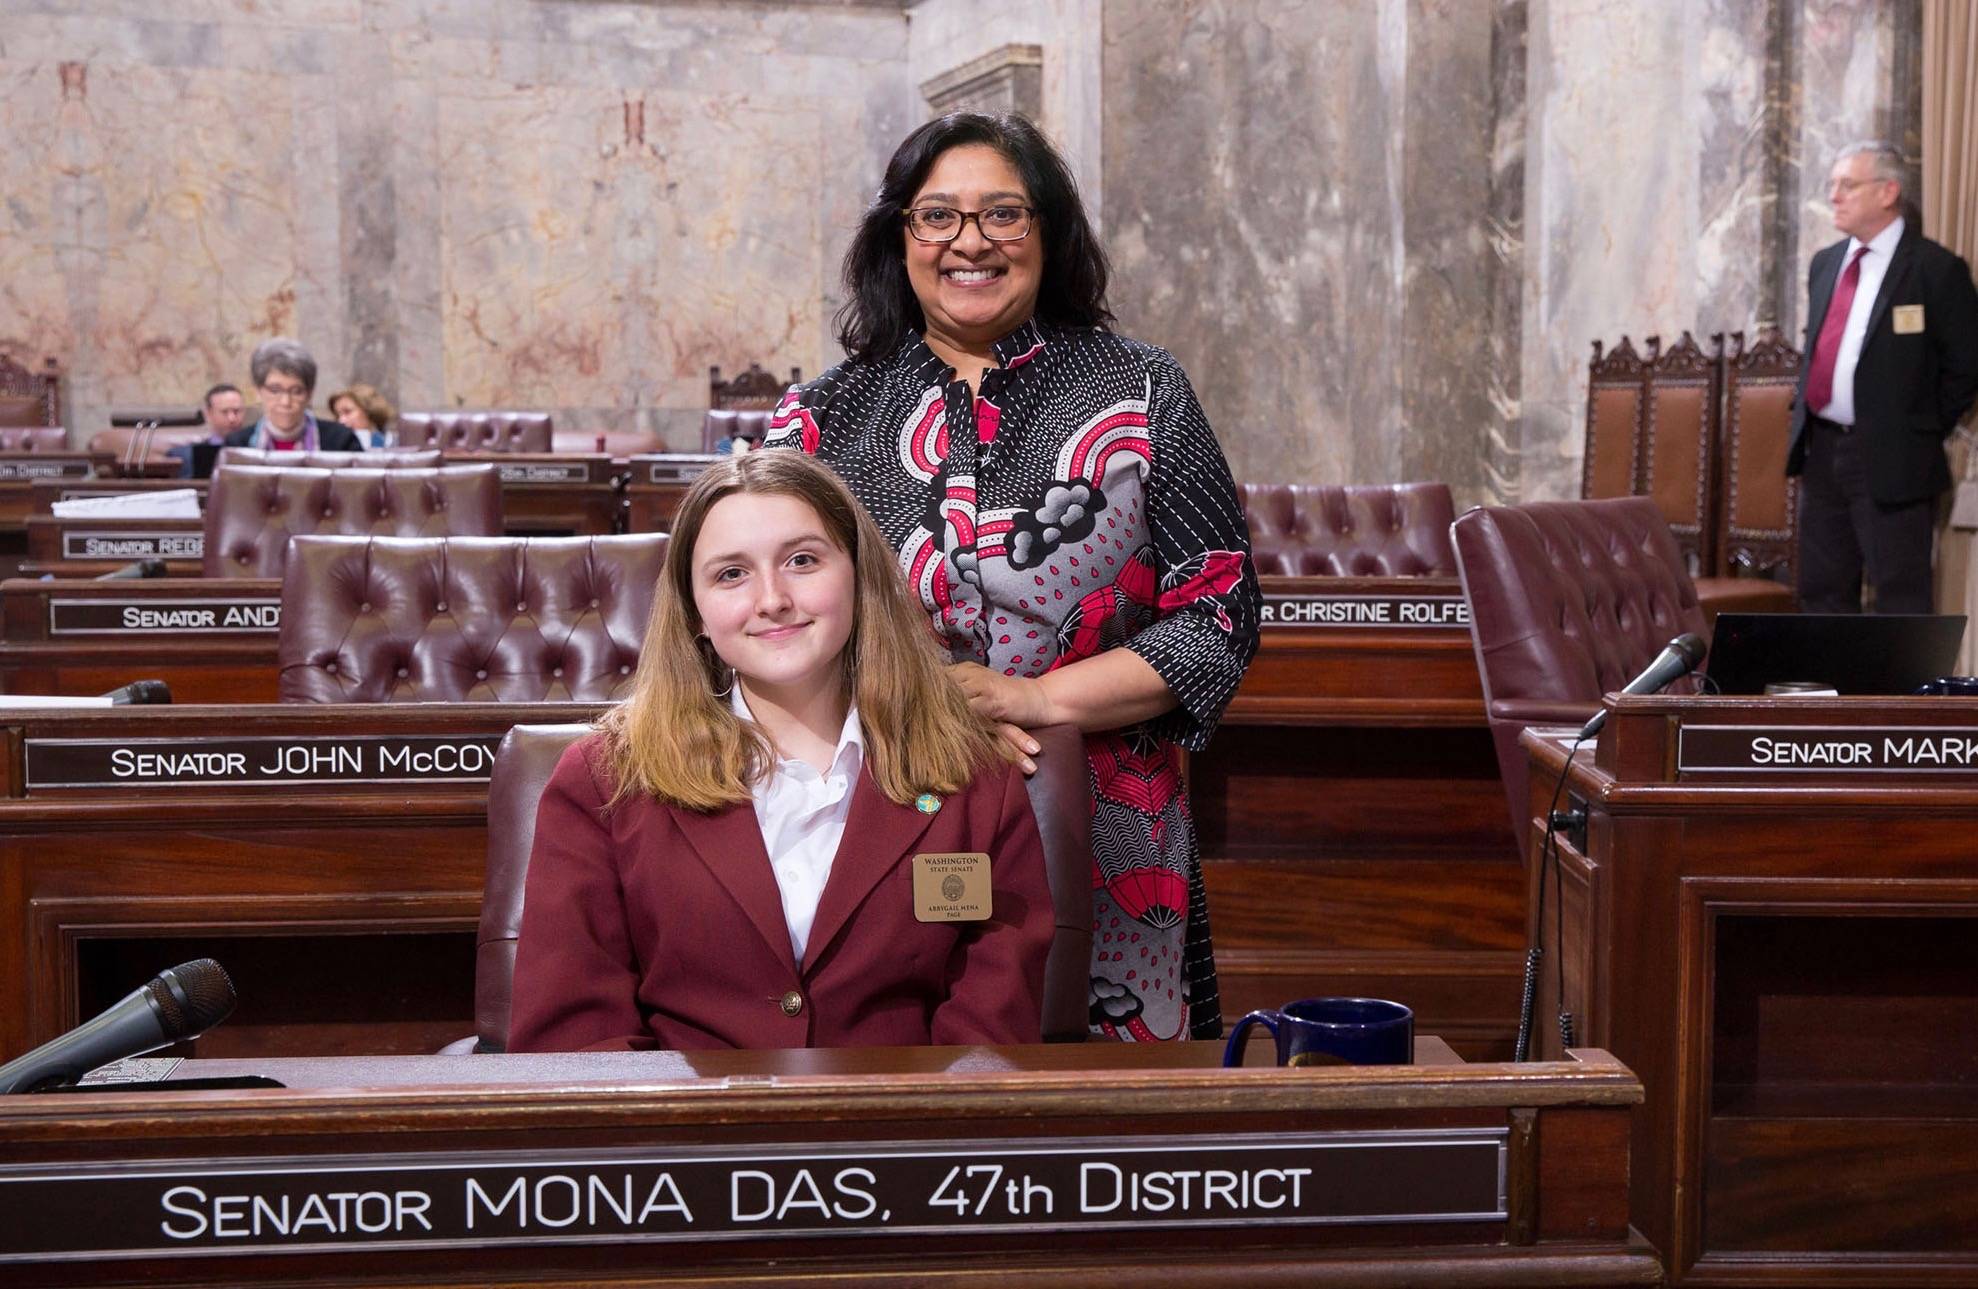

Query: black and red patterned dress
768 319 1261 1040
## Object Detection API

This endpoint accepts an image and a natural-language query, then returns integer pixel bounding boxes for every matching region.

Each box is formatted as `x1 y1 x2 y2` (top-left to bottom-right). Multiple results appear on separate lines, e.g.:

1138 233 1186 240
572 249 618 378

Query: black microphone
1578 632 1708 740
0 959 235 1093
102 679 172 706
93 559 168 581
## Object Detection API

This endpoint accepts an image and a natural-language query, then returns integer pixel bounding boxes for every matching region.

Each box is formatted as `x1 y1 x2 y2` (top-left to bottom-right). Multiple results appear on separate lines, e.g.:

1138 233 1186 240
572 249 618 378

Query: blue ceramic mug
1221 997 1414 1067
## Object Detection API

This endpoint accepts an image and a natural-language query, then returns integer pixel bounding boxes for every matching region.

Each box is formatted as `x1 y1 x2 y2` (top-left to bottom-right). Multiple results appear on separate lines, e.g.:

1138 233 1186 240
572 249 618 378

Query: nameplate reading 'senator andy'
912 852 991 922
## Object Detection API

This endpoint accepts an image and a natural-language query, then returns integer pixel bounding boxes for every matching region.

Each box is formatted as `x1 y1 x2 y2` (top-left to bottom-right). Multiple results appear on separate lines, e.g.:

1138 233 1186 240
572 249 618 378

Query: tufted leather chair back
1241 482 1458 577
203 465 504 578
276 533 667 703
217 447 444 470
701 409 769 453
1452 496 1708 838
0 426 68 451
468 721 1093 1051
396 412 553 453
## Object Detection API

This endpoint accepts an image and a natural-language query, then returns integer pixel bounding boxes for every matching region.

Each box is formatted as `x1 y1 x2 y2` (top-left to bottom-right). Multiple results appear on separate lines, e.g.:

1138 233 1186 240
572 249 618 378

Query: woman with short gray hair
227 337 364 453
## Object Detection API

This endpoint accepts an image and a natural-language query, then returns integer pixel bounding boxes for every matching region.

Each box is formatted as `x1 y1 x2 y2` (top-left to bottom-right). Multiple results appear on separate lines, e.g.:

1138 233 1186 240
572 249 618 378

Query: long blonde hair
602 450 999 810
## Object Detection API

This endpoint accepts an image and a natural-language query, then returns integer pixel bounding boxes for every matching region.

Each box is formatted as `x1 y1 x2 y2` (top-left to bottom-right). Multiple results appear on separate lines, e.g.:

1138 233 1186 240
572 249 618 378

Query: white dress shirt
1818 215 1906 426
730 688 865 962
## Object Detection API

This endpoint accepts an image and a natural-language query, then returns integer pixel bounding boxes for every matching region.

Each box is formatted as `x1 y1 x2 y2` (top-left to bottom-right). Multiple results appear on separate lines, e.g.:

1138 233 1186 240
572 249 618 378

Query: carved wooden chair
0 353 61 428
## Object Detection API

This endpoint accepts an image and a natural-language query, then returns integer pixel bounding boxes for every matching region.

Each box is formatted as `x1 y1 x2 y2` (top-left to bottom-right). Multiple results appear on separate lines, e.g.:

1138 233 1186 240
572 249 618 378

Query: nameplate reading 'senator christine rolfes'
24 736 504 789
1259 594 1469 629
60 530 203 561
0 1130 1506 1261
1678 724 1978 773
48 598 281 635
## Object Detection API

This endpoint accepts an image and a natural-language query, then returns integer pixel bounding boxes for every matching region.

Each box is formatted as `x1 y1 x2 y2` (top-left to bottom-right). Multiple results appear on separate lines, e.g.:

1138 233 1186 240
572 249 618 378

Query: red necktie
1805 246 1869 415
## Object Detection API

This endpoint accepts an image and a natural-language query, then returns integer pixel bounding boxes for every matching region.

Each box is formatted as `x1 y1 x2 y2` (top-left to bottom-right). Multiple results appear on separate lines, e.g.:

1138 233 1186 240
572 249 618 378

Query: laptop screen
1705 613 1967 695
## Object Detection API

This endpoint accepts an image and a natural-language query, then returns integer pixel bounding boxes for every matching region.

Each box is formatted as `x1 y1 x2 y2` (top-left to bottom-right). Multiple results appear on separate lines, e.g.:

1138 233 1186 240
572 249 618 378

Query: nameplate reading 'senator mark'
0 1129 1506 1261
1678 724 1978 773
495 463 591 485
61 531 203 561
25 736 505 789
49 599 281 635
1259 595 1470 629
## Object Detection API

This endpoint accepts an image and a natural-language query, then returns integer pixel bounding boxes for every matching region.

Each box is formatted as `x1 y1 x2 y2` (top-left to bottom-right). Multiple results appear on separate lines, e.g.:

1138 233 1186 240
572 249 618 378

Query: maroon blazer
507 735 1053 1052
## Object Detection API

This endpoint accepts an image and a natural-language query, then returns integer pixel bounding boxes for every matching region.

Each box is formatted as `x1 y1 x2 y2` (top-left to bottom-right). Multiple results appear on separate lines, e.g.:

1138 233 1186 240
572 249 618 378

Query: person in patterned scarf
767 112 1261 1041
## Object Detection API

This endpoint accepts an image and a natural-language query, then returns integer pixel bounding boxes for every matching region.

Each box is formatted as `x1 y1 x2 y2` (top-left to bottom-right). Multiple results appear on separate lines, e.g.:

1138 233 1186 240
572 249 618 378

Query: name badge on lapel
912 852 992 922
1893 304 1926 334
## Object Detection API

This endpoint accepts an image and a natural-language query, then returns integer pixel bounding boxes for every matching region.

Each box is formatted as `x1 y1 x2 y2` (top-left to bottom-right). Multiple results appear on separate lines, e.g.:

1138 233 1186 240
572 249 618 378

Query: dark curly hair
835 112 1113 364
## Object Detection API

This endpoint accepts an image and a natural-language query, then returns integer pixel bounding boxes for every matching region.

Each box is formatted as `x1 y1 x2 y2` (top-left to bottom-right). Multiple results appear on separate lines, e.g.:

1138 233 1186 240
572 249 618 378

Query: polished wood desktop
1523 694 1978 1285
1198 576 1522 1059
0 1042 1657 1287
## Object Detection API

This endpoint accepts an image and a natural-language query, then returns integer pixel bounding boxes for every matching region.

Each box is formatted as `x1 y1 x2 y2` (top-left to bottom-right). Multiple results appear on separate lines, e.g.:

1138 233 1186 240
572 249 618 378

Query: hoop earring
696 634 735 699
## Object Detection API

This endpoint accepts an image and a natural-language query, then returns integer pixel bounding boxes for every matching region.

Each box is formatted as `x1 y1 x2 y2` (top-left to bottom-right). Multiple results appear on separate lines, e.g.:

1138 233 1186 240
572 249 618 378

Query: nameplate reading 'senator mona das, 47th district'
1678 724 1978 774
0 1130 1506 1262
48 598 281 635
60 530 203 561
1259 594 1470 629
24 736 504 789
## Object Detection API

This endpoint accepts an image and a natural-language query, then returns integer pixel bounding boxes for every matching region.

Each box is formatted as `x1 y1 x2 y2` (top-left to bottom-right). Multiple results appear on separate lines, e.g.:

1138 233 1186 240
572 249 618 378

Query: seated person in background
508 451 1052 1052
225 337 363 453
326 383 397 449
169 383 248 476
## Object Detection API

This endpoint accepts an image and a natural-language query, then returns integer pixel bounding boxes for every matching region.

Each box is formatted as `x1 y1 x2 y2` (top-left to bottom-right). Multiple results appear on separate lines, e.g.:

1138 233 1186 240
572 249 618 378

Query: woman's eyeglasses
903 205 1034 244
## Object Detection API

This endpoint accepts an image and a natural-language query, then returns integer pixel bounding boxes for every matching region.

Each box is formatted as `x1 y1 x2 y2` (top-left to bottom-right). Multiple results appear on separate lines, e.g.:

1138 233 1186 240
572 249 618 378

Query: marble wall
0 0 912 444
1102 0 1920 506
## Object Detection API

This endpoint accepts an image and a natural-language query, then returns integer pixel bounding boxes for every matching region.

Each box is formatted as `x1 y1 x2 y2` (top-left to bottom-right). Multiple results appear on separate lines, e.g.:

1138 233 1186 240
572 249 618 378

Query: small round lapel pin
914 793 943 815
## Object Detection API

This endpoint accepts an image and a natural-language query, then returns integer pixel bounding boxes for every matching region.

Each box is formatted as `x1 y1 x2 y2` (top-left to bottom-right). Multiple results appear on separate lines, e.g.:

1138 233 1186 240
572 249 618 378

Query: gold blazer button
779 990 804 1017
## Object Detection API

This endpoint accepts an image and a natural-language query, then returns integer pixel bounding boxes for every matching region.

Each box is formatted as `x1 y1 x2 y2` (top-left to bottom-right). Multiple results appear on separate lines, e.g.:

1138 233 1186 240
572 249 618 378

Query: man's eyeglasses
1830 176 1890 196
259 382 309 402
903 205 1035 244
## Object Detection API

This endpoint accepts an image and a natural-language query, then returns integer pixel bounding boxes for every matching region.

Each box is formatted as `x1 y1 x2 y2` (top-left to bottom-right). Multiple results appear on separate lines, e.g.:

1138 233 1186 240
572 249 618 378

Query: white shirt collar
729 685 865 780
1849 214 1905 262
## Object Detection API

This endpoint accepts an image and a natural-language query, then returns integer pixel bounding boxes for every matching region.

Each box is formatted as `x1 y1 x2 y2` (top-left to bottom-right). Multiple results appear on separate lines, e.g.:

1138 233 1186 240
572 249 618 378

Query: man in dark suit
1787 141 1978 613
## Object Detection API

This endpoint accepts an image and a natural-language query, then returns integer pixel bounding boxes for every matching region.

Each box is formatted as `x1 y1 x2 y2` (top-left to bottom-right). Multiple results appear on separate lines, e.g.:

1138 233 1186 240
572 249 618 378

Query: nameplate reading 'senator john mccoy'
912 852 991 922
0 458 92 481
48 598 281 635
25 736 504 790
0 1129 1506 1261
1259 593 1469 629
1678 724 1978 774
60 530 203 561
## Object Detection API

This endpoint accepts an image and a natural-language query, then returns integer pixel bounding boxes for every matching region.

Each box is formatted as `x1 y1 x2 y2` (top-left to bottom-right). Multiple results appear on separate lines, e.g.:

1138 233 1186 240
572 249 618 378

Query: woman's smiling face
902 143 1043 362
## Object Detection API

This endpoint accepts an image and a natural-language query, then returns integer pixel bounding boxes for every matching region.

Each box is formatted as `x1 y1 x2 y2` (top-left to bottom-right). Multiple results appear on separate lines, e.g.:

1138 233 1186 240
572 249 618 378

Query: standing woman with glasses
226 337 365 453
767 112 1261 1042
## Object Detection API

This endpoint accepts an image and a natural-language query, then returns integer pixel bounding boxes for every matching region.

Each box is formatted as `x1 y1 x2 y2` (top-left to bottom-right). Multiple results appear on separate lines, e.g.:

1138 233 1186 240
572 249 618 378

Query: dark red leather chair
0 426 68 451
1240 482 1458 576
457 721 1093 1052
216 447 443 470
1451 496 1708 839
700 410 769 453
203 464 504 578
396 412 553 453
276 533 667 703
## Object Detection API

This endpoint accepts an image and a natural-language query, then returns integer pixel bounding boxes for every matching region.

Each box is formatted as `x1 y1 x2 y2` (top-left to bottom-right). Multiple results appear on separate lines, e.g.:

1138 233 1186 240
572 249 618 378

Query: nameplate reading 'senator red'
0 1129 1506 1261
48 598 281 635
60 530 204 561
1259 594 1470 629
25 736 504 789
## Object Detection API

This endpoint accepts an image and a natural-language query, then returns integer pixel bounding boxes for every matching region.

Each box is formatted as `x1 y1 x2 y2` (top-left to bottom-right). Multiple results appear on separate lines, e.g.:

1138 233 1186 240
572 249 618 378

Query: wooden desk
0 702 607 1063
443 452 621 536
0 456 116 579
624 452 725 533
0 1044 1656 1287
1194 577 1523 1060
0 578 281 702
23 514 204 578
1523 694 1978 1284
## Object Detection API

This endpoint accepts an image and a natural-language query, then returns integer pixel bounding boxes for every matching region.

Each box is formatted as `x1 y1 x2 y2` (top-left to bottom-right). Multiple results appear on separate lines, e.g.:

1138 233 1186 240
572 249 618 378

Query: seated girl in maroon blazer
508 451 1053 1051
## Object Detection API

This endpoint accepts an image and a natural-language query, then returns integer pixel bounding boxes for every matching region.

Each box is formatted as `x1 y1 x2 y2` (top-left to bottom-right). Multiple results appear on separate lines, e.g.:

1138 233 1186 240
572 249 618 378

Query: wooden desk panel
23 514 204 578
624 452 725 534
0 703 608 1063
1197 577 1520 1061
0 578 280 703
442 452 621 535
1523 694 1978 1285
0 1045 1657 1287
